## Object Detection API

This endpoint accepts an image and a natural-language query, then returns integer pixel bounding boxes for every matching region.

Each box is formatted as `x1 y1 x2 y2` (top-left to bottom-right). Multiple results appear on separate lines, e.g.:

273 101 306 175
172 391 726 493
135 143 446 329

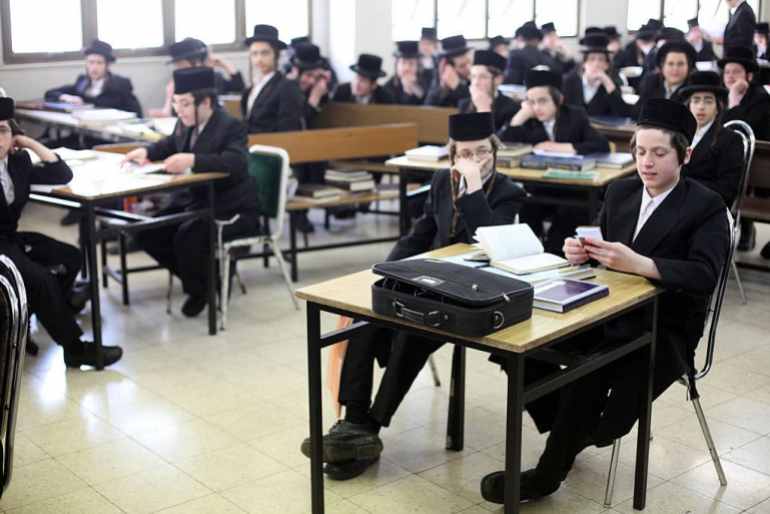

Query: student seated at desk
299 112 526 480
755 23 769 60
45 39 142 116
488 35 510 59
241 25 305 133
541 22 576 76
480 98 730 505
604 26 622 61
124 68 258 317
424 35 472 107
0 98 123 368
383 41 428 105
636 38 695 114
458 50 520 131
504 22 554 85
612 20 659 90
418 27 439 86
686 18 717 63
333 54 395 104
563 33 631 117
678 71 744 207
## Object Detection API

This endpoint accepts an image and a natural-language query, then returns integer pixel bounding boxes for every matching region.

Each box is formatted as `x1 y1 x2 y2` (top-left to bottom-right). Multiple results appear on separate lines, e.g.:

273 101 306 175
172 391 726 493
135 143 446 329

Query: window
488 0 533 38
97 0 164 49
245 0 310 42
392 0 434 41
663 0 697 32
627 1 661 31
534 0 578 38
6 0 82 54
175 0 236 45
436 0 486 39
629 0 763 32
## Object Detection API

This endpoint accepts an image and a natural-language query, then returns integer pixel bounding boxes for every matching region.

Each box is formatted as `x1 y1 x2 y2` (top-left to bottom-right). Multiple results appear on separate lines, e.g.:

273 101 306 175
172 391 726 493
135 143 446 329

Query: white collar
692 119 715 148
641 180 678 209
730 0 744 15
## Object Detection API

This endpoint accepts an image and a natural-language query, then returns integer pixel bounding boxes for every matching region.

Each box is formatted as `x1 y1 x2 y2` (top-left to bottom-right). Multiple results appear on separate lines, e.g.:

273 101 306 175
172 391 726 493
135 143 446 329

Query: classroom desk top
295 243 659 354
385 155 638 187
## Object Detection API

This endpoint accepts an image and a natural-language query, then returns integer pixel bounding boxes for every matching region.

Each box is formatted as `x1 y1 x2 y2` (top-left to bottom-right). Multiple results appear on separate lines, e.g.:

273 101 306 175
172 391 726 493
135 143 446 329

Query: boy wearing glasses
299 112 525 481
458 50 521 130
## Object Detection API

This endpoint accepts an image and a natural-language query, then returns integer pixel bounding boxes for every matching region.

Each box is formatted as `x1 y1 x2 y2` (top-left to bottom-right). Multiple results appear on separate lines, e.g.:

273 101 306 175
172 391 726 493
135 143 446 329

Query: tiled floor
4 203 770 513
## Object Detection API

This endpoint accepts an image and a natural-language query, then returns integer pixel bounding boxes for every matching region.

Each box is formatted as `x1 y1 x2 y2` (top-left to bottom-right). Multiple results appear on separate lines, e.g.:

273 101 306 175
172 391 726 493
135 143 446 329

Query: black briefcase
371 258 534 336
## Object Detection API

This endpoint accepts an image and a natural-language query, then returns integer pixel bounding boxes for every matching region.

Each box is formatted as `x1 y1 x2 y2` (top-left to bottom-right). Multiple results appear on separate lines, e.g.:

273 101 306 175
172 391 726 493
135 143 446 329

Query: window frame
627 0 763 33
0 0 312 64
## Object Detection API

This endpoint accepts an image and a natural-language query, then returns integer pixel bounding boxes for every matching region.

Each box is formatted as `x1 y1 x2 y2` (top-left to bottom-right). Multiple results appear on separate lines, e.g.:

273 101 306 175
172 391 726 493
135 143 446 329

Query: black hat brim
84 49 116 62
657 42 696 68
294 59 326 71
581 47 611 55
439 46 471 59
349 64 386 79
393 51 421 59
678 84 729 101
166 49 208 65
244 37 287 49
717 57 759 73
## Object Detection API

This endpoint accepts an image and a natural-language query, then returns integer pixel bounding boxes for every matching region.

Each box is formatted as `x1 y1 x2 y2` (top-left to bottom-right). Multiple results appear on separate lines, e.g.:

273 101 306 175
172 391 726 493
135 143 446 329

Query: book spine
561 288 610 313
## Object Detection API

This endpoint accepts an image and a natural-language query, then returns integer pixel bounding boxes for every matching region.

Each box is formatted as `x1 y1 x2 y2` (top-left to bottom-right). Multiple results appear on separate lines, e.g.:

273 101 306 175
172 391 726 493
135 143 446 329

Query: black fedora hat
604 26 621 39
173 67 216 95
440 35 471 58
421 27 437 41
656 40 696 68
525 69 562 90
756 22 770 36
449 112 495 141
687 17 700 29
718 46 759 72
637 98 697 142
0 97 14 121
83 39 115 62
290 36 310 48
541 22 556 34
584 26 605 36
473 50 507 72
488 35 509 49
678 71 729 101
580 34 610 54
394 40 420 58
518 22 543 41
245 24 287 49
656 26 686 42
292 43 325 71
167 37 208 64
350 54 386 79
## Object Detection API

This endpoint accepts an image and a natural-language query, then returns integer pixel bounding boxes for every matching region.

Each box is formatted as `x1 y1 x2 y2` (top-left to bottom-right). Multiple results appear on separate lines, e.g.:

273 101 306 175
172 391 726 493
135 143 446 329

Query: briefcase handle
393 300 445 328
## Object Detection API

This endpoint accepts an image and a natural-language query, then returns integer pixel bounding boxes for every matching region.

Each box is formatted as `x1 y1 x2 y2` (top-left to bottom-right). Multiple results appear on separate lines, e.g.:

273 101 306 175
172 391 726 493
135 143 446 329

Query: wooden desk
297 243 660 514
29 151 226 365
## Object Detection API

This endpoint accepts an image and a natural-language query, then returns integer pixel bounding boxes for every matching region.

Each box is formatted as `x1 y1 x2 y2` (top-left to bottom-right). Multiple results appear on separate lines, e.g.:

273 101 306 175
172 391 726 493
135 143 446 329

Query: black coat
146 108 257 218
725 1 757 50
504 46 555 85
0 152 72 236
635 72 688 115
695 40 718 62
332 83 395 104
499 104 610 155
424 80 470 107
215 70 245 94
723 83 770 140
382 76 426 105
562 70 631 117
613 42 653 91
543 48 576 76
240 72 305 134
388 169 525 261
683 122 744 207
458 93 521 131
45 72 142 116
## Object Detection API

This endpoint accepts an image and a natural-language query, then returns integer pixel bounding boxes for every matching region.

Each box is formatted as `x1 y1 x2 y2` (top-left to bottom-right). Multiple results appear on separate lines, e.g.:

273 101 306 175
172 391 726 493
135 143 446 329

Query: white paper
575 226 604 241
474 224 543 262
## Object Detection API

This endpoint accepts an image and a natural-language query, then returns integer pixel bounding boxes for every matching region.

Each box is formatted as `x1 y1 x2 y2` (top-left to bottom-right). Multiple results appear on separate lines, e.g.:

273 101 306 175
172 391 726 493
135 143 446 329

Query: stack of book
496 144 533 168
295 183 344 199
520 153 597 171
405 145 449 161
533 279 609 312
324 170 376 192
585 152 634 169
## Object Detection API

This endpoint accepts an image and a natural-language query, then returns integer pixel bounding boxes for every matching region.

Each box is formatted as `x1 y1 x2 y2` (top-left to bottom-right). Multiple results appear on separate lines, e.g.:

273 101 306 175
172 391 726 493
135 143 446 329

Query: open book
475 224 568 275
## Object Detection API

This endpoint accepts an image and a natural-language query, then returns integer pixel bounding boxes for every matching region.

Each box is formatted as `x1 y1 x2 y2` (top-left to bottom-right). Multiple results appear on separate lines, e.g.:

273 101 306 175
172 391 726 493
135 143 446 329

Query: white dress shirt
664 82 682 100
246 71 275 114
730 0 745 16
691 119 715 149
0 157 14 205
633 182 678 241
85 78 105 98
543 119 556 141
582 75 601 104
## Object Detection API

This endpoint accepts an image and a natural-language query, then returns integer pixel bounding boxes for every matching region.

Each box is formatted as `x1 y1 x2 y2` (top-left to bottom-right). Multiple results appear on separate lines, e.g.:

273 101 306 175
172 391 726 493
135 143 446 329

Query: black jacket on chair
0 152 72 236
562 70 631 117
146 108 257 218
683 123 744 207
387 169 526 261
240 72 305 133
498 104 610 155
45 72 142 116
724 1 757 50
332 83 395 104
504 46 555 85
722 83 770 140
458 93 521 131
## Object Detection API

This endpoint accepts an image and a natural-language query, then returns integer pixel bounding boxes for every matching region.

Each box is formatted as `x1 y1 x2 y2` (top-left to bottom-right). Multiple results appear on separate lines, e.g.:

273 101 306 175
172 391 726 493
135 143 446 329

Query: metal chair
602 210 735 507
723 120 756 305
0 255 29 495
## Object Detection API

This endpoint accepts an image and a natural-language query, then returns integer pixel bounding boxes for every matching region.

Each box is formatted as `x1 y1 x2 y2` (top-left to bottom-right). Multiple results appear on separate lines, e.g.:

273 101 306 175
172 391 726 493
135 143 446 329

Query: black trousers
519 203 589 256
0 232 83 346
136 210 259 298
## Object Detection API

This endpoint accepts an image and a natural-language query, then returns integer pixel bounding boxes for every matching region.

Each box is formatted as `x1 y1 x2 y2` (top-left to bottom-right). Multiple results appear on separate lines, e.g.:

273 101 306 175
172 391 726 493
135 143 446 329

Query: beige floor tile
656 415 763 453
725 436 770 476
202 399 306 441
706 397 770 435
0 459 88 511
250 424 314 469
13 433 49 467
700 363 770 396
16 392 83 431
418 450 510 503
93 461 211 514
55 437 167 485
477 487 607 513
4 488 122 514
615 432 713 480
612 481 740 513
131 417 243 464
154 493 247 513
347 474 474 513
748 497 770 513
380 423 467 473
296 456 412 499
745 384 770 406
672 460 770 510
20 412 125 457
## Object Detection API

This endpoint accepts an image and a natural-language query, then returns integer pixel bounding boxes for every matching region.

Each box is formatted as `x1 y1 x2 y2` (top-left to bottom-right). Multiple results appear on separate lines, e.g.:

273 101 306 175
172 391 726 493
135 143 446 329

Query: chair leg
731 258 748 305
428 354 441 387
692 397 728 486
166 272 173 315
235 265 247 295
269 240 300 310
220 249 230 331
603 438 622 508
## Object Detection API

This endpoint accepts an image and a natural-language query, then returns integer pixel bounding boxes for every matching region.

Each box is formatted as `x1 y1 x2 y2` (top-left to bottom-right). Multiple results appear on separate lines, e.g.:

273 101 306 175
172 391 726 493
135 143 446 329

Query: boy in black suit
124 68 259 317
612 20 658 91
755 22 769 60
383 41 429 105
722 0 757 49
299 112 526 481
504 23 553 85
425 35 472 106
333 54 394 104
541 22 576 75
0 98 123 368
481 98 730 505
636 39 696 113
45 39 142 116
458 50 520 130
686 18 717 62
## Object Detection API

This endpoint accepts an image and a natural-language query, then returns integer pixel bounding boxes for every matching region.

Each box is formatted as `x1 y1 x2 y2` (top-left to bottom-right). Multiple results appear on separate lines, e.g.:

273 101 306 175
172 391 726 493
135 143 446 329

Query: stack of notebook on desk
405 145 449 162
295 183 344 199
520 153 597 171
324 170 376 192
496 144 534 168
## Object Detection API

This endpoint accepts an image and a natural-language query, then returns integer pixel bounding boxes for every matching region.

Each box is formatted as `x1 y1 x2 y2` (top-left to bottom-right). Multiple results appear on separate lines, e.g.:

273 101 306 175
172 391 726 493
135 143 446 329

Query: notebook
405 145 449 161
533 279 609 313
584 152 634 169
474 224 568 275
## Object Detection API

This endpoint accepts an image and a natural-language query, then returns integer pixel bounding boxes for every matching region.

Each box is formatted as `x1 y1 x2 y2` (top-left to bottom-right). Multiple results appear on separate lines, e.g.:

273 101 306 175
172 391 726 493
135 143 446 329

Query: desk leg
633 297 658 510
504 354 524 514
84 204 104 370
307 302 325 514
398 169 408 236
207 185 217 336
446 346 466 451
79 215 88 280
588 189 600 223
289 212 298 282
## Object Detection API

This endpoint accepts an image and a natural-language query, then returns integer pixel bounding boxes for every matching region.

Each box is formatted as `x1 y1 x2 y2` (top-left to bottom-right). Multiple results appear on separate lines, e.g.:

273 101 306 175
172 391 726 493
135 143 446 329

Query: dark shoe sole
324 457 378 481
300 435 383 464
64 346 123 369
480 470 558 504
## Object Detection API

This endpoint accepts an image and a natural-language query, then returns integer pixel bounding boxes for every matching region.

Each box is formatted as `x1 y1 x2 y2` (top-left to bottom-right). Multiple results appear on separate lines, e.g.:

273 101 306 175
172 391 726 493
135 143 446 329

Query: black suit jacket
635 72 689 116
332 82 395 104
0 152 72 237
387 170 525 261
504 46 555 85
45 72 142 116
613 42 650 91
683 123 744 207
458 93 521 131
424 79 470 107
695 40 717 62
562 70 631 117
241 72 305 134
725 1 757 50
498 104 610 155
215 70 245 94
723 83 770 140
146 109 257 217
543 48 576 76
382 76 426 105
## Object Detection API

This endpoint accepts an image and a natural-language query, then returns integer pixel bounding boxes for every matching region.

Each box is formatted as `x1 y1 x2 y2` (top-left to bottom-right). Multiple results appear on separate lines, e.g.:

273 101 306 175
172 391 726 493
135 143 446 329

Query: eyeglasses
456 147 492 160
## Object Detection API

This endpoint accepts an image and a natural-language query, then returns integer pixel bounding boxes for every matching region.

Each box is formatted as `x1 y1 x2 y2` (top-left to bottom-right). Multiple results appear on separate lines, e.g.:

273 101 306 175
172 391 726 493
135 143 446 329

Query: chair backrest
723 120 756 222
247 144 291 239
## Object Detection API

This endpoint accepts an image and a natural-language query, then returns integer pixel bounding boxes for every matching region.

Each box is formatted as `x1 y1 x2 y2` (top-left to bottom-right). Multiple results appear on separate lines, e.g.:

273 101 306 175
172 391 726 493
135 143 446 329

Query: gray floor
4 202 770 513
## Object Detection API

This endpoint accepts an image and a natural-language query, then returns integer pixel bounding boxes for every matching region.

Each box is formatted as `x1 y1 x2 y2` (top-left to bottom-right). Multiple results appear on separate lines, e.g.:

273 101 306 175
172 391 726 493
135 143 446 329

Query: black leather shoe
761 241 770 259
300 420 383 463
181 295 207 318
480 469 560 504
324 457 379 481
738 224 756 252
68 284 92 314
64 342 123 368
